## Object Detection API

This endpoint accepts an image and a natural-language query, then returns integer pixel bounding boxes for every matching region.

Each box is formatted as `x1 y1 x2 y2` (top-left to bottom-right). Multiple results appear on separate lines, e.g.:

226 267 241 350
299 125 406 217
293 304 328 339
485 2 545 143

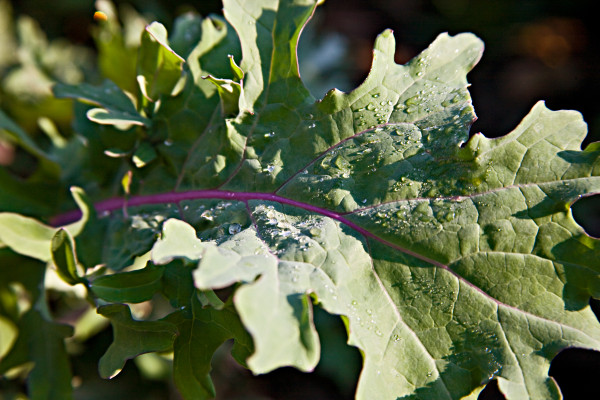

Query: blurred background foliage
0 0 598 399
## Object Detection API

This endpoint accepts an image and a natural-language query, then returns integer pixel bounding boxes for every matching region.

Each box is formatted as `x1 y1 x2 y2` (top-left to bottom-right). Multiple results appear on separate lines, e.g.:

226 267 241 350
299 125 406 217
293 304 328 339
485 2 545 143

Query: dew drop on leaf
228 223 241 235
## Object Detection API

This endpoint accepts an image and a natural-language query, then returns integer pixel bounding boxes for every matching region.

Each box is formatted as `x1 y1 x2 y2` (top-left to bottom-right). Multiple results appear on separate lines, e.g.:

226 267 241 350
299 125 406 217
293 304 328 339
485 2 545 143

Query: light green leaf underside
0 186 92 261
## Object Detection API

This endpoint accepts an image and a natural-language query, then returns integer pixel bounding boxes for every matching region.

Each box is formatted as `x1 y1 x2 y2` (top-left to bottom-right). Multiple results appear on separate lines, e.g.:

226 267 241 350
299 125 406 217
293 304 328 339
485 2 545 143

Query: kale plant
1 0 599 399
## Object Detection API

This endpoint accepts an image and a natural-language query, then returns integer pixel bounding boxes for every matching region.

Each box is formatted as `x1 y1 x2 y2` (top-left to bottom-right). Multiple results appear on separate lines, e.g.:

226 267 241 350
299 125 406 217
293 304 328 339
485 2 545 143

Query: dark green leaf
97 303 178 379
0 309 74 400
53 80 150 126
132 141 158 168
167 297 253 400
160 260 196 308
51 228 83 285
90 264 164 303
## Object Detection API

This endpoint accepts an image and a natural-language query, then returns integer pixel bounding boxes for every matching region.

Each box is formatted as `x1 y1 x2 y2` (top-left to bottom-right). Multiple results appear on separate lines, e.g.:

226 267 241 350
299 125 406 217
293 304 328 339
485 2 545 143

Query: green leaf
97 303 178 379
0 109 56 165
51 228 83 285
86 107 150 128
167 297 253 400
138 1 599 398
92 0 147 94
90 264 164 303
202 74 243 116
0 213 57 261
0 309 74 400
137 22 185 102
160 260 196 308
0 186 92 261
53 79 150 127
132 141 158 168
0 315 18 360
151 218 212 264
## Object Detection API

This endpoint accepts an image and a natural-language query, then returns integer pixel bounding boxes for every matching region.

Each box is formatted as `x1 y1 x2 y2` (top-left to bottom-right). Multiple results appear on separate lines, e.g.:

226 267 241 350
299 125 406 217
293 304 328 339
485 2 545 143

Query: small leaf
121 170 133 194
90 264 164 303
137 22 185 102
0 315 18 359
86 107 150 127
228 54 244 81
51 228 83 285
202 74 243 116
0 109 57 167
53 80 138 115
63 186 94 237
97 304 178 379
132 141 158 168
54 80 150 128
151 218 211 264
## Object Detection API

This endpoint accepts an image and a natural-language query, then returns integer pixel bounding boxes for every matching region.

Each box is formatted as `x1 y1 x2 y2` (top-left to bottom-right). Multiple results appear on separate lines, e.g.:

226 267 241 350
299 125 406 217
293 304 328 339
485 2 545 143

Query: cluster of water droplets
346 299 384 337
179 200 249 243
353 198 467 244
446 324 503 382
353 92 396 129
252 204 327 257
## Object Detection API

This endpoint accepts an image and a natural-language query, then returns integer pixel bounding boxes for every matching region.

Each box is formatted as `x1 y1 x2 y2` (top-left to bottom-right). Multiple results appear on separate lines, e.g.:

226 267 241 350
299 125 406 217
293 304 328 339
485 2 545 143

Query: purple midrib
54 189 449 269
53 187 596 329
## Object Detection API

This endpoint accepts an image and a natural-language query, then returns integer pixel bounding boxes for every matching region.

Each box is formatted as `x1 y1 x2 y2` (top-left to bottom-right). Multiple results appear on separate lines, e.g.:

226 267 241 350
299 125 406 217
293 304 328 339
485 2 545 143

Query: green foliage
1 0 599 399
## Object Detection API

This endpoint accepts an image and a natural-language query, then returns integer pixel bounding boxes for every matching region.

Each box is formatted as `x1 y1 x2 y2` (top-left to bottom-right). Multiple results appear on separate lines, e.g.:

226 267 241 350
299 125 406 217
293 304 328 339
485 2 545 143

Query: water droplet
405 95 419 106
264 131 275 138
372 93 380 98
163 139 173 146
308 123 316 129
228 223 241 234
309 227 321 236
201 210 213 221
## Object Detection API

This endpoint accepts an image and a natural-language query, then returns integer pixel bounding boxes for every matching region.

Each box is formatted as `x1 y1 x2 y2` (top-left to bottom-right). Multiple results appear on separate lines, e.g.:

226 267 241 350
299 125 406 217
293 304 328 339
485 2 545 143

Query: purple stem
53 189 449 269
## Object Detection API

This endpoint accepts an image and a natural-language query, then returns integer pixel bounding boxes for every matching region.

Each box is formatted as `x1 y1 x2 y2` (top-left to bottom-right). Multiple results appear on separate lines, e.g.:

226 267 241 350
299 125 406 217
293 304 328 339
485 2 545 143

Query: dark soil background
4 0 600 399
